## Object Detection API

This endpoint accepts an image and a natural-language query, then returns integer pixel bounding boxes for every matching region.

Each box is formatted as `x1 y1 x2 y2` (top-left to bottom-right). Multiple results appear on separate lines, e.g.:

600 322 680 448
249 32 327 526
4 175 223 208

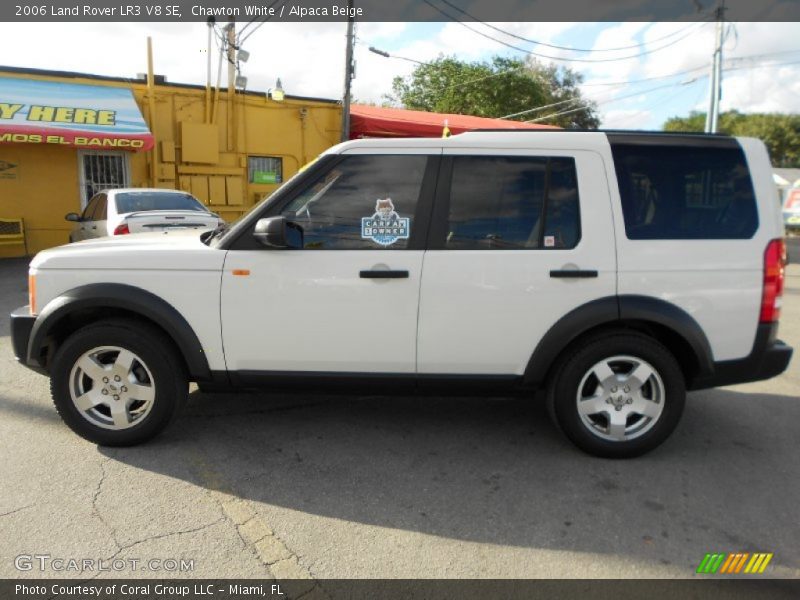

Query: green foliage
387 55 599 129
664 110 800 167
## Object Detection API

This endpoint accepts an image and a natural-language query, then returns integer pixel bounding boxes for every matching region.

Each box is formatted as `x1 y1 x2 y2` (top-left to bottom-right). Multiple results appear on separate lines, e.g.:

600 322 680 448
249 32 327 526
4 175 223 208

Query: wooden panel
190 176 209 204
178 176 191 192
208 176 226 204
161 140 176 163
180 122 219 164
176 165 243 176
225 177 243 205
158 164 176 180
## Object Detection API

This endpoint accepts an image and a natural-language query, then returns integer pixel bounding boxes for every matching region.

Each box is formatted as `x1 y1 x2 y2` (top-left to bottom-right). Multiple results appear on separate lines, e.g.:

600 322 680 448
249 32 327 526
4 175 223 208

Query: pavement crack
83 517 226 582
0 504 35 517
91 458 121 550
117 516 226 553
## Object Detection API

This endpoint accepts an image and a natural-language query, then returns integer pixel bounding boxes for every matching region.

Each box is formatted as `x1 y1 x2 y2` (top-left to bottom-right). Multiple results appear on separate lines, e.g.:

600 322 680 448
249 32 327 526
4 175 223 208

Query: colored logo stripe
745 553 773 574
697 552 773 574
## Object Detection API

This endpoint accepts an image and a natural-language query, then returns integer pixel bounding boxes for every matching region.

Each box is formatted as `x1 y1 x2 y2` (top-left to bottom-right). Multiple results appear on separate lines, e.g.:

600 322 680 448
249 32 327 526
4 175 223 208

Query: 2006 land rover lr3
10 131 793 457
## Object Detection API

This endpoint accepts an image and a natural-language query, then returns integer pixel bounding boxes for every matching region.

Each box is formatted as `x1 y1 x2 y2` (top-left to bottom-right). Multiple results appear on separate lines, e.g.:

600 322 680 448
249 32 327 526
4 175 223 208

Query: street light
269 78 285 102
368 46 427 66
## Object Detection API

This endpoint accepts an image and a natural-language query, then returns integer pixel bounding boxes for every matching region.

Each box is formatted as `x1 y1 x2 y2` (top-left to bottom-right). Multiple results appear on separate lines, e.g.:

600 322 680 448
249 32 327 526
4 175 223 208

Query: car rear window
610 142 758 240
115 192 207 214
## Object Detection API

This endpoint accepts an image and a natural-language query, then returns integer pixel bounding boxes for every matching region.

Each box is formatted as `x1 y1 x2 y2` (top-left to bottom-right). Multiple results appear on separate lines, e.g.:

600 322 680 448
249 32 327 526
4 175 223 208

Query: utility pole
226 17 236 150
705 0 725 133
340 0 355 143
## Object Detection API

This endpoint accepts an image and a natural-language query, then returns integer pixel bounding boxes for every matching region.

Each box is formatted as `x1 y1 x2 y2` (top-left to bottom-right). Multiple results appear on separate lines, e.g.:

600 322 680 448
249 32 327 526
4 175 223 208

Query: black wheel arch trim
617 294 715 378
523 295 715 386
27 283 212 381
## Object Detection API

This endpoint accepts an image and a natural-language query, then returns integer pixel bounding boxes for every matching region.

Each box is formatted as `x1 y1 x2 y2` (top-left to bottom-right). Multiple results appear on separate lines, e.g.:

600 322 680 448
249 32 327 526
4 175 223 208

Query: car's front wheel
50 319 187 446
548 333 686 458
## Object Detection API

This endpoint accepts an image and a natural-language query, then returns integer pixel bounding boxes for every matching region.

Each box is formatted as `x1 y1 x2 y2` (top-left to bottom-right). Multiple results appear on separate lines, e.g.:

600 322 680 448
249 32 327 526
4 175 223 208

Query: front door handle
550 269 598 278
360 270 409 279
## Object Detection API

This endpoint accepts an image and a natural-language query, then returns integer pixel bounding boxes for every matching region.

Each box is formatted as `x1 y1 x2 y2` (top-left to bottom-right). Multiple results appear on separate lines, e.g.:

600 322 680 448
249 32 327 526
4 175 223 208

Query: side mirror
65 213 81 222
253 216 303 249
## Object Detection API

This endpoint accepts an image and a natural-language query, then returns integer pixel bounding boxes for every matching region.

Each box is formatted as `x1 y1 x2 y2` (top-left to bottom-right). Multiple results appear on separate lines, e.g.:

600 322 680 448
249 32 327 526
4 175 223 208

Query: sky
0 20 798 129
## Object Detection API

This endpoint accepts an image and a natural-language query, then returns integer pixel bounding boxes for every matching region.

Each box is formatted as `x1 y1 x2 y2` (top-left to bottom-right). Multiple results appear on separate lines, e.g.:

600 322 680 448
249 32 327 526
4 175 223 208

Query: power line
605 78 705 128
580 64 708 87
528 54 800 126
436 0 708 53
238 0 285 46
422 0 708 64
502 97 584 119
578 49 800 89
526 78 702 124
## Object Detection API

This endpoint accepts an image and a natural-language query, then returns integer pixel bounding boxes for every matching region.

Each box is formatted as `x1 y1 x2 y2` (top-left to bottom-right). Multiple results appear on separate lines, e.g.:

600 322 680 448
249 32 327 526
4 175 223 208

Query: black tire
50 318 187 446
547 333 685 458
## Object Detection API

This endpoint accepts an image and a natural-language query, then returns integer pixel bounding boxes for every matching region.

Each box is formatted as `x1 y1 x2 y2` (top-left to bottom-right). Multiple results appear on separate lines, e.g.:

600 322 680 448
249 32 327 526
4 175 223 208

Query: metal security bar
80 152 129 207
0 218 27 254
248 156 283 184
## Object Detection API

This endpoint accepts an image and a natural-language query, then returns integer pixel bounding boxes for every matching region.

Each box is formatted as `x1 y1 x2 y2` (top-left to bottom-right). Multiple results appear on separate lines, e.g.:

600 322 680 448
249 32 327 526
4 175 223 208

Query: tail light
113 223 130 235
760 239 786 323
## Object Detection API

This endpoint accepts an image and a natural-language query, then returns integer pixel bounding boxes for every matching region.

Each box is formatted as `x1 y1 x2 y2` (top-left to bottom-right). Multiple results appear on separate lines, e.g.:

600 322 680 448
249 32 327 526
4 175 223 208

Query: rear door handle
360 270 409 279
550 269 598 278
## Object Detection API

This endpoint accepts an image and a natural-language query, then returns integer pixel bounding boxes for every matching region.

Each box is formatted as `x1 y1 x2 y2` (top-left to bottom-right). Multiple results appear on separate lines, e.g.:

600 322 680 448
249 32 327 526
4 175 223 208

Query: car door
74 194 102 241
220 151 439 380
417 149 617 376
89 193 108 238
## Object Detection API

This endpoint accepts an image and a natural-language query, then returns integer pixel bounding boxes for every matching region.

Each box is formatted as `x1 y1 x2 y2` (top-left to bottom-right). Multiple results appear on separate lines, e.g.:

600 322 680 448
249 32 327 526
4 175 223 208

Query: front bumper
9 306 44 374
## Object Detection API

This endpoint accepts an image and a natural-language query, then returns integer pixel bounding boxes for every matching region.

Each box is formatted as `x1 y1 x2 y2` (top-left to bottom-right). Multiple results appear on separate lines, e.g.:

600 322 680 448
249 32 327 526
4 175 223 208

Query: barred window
80 152 128 208
248 156 283 184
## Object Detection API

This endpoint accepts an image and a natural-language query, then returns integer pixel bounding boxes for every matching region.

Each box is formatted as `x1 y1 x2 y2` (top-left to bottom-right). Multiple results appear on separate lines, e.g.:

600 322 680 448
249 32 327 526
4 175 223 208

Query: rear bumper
690 323 793 390
9 306 45 375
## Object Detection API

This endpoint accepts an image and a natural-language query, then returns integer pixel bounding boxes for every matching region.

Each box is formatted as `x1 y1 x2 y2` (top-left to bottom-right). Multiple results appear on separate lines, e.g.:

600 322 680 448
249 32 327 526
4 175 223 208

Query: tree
387 55 599 129
664 110 800 167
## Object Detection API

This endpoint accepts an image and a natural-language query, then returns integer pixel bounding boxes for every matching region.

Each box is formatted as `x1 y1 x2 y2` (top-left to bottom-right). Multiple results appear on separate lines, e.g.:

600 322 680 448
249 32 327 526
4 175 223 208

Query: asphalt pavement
0 256 798 583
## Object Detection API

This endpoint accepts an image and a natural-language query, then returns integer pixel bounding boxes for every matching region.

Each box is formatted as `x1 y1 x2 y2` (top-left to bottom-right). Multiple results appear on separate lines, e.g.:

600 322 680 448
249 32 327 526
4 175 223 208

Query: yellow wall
0 69 342 257
0 143 80 255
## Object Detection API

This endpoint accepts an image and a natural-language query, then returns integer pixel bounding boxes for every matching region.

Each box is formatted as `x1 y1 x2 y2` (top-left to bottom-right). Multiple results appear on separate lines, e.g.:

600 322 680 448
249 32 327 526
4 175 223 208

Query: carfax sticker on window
361 198 410 247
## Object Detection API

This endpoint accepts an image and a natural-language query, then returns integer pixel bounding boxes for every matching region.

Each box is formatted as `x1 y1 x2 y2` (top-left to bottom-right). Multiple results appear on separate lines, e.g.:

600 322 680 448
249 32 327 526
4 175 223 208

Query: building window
248 156 283 184
79 151 129 208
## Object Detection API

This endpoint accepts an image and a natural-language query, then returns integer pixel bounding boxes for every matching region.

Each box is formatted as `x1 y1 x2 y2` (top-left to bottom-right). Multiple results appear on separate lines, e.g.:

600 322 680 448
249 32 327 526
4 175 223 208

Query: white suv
10 131 793 457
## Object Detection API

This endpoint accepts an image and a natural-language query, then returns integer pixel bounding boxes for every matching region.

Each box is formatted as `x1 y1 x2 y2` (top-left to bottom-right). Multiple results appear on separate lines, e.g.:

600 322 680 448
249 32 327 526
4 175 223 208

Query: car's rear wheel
50 319 187 446
548 333 685 458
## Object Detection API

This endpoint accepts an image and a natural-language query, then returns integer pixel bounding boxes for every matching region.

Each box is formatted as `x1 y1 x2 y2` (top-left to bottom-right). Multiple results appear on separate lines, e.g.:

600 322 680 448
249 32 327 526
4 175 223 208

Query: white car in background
66 188 223 242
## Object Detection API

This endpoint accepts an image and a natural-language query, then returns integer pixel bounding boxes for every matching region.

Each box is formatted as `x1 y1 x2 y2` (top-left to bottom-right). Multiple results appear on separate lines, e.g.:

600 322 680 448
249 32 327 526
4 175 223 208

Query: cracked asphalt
0 255 798 582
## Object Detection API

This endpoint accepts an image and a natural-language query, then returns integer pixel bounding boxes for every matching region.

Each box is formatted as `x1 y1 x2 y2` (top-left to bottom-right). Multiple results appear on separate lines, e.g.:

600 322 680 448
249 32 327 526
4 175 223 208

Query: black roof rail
460 128 732 137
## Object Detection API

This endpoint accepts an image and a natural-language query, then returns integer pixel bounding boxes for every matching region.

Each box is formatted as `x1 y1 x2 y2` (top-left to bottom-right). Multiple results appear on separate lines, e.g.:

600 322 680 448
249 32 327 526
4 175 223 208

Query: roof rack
460 128 731 137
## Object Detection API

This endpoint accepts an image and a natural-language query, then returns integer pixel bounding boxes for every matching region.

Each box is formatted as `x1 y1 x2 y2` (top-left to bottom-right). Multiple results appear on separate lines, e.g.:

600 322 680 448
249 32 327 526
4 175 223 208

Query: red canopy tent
349 104 559 139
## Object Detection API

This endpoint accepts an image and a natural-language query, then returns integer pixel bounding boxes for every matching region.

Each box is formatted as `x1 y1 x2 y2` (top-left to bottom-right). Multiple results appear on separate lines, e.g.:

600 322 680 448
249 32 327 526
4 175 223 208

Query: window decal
361 198 410 247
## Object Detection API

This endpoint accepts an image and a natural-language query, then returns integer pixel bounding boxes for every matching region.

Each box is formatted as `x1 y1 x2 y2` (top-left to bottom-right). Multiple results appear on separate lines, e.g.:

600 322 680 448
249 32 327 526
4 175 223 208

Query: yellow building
0 64 342 257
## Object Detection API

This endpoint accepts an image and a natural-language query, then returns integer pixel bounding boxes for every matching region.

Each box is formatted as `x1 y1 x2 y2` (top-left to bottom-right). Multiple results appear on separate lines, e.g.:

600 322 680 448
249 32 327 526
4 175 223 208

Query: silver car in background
66 188 224 242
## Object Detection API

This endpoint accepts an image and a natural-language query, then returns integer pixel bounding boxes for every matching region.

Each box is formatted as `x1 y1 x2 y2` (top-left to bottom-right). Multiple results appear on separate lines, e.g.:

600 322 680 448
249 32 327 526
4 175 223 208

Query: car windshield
115 192 207 214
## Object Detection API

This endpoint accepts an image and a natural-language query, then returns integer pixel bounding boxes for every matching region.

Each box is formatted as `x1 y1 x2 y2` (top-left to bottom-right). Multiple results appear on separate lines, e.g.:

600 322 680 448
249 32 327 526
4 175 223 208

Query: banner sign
0 77 154 151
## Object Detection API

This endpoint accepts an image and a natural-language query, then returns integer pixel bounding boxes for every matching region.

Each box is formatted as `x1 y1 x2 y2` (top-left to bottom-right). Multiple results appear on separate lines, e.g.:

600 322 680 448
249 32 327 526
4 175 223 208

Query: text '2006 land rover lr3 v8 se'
10 131 793 457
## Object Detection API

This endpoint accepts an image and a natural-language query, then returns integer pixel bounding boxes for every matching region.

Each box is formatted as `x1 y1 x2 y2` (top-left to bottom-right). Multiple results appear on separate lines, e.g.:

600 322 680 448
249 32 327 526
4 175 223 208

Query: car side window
445 156 581 250
280 155 428 250
82 195 102 221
